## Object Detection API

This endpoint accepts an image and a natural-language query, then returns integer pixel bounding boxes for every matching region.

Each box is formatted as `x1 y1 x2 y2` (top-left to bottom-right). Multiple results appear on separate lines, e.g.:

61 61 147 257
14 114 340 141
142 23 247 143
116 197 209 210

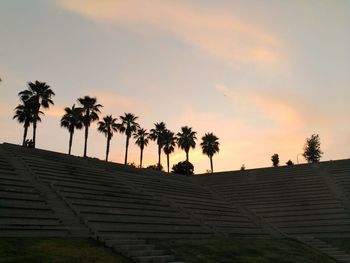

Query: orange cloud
56 0 285 66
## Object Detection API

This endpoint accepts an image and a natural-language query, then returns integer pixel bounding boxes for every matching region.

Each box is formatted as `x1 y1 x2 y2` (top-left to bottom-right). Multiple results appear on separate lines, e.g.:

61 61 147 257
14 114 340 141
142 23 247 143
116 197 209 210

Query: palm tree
97 115 120 161
200 133 220 173
18 81 55 148
134 128 149 168
177 126 197 163
119 113 139 164
13 99 41 146
150 122 167 170
163 130 177 173
77 96 103 157
60 104 83 155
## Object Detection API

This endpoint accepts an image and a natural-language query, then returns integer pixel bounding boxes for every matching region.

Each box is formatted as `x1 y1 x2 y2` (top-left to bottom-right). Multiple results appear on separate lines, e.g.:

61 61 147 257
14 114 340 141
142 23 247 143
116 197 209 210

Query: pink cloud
56 0 286 66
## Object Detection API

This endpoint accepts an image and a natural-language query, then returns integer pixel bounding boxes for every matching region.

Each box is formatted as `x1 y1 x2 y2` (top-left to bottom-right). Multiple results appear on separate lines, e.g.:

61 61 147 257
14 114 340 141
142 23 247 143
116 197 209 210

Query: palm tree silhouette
163 130 177 173
60 104 83 155
13 99 41 146
200 133 220 173
177 126 197 163
119 113 139 165
97 115 120 161
77 96 103 157
150 122 167 170
134 128 149 168
18 81 55 148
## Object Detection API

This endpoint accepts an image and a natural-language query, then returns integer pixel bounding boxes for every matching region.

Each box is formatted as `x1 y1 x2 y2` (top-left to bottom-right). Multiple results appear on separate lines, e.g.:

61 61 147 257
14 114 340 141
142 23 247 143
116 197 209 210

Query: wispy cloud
56 0 285 66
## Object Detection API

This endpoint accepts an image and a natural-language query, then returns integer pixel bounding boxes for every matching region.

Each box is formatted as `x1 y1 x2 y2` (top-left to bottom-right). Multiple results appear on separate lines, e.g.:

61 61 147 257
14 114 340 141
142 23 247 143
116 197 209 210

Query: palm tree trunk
84 125 88 157
167 153 170 173
106 136 111 161
68 130 74 155
32 119 37 148
210 155 213 173
124 135 129 165
140 147 143 168
22 125 28 146
158 145 161 169
186 150 189 176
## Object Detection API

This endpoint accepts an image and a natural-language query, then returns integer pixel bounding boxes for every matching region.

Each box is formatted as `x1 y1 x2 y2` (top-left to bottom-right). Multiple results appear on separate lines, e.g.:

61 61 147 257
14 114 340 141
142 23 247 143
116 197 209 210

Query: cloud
56 0 285 66
215 84 304 130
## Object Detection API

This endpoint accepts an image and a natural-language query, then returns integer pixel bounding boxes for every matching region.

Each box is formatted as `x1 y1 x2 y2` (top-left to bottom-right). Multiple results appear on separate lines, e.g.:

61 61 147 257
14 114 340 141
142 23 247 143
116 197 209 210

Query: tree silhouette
172 161 194 175
177 126 197 176
150 122 167 170
286 160 294 166
60 104 83 155
13 99 41 146
77 96 102 157
18 81 55 148
97 115 120 161
177 126 197 162
134 128 149 168
119 113 139 165
162 130 177 173
200 133 220 173
271 153 280 167
303 134 323 163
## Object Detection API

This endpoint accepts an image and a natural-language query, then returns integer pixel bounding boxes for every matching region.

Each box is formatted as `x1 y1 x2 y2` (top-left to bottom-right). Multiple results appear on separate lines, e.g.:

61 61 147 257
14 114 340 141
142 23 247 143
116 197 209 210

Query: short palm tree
18 81 55 148
119 113 139 164
149 122 167 170
77 96 103 157
134 128 149 168
163 130 177 173
177 126 197 163
13 99 41 146
200 133 220 173
97 115 120 161
60 104 83 155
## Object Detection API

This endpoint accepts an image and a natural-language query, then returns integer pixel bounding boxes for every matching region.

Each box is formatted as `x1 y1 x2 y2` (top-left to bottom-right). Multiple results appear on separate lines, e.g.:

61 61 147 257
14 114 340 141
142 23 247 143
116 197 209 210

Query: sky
0 0 349 173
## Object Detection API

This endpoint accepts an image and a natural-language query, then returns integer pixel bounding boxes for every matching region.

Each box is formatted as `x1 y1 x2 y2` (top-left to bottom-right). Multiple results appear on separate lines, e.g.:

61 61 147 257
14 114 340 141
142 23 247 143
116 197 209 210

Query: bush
146 163 164 171
172 161 194 175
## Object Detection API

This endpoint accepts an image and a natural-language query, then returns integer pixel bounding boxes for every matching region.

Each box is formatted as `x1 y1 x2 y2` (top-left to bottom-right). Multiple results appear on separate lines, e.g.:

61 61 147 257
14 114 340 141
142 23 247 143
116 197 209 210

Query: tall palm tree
150 122 167 170
97 115 120 161
134 128 149 168
60 104 83 155
177 126 197 163
77 96 103 157
200 133 220 173
13 99 41 146
18 81 55 148
119 113 139 164
163 130 177 173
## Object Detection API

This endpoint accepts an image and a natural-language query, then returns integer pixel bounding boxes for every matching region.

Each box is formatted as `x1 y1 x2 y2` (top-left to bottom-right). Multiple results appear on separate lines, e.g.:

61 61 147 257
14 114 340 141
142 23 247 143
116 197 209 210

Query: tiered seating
324 159 350 198
6 145 212 240
195 164 350 238
2 142 350 241
116 172 268 238
0 148 68 237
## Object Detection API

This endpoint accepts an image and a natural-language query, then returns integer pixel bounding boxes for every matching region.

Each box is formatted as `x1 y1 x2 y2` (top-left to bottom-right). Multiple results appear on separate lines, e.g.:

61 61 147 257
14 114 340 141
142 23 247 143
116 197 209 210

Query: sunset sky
1 0 349 173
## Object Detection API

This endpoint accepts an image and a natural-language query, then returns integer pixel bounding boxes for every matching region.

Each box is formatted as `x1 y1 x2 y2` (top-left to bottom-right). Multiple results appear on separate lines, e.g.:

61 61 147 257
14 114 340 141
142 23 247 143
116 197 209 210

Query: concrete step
127 249 166 257
133 255 175 263
105 239 146 247
114 244 155 252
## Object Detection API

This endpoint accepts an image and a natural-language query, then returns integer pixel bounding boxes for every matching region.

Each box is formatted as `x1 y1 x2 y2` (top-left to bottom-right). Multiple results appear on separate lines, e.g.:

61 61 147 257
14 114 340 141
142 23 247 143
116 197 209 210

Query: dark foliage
271 153 279 167
303 134 323 163
172 161 194 175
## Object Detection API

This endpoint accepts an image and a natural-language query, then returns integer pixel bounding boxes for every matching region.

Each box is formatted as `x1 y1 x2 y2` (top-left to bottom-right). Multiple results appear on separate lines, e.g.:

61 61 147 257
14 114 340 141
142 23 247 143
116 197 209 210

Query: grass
0 238 132 263
323 239 350 254
155 238 338 263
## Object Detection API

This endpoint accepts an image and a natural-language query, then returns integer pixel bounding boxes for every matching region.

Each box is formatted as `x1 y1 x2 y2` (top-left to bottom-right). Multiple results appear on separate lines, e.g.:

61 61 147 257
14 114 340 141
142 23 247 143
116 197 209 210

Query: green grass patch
155 238 337 263
323 239 350 254
0 238 132 263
